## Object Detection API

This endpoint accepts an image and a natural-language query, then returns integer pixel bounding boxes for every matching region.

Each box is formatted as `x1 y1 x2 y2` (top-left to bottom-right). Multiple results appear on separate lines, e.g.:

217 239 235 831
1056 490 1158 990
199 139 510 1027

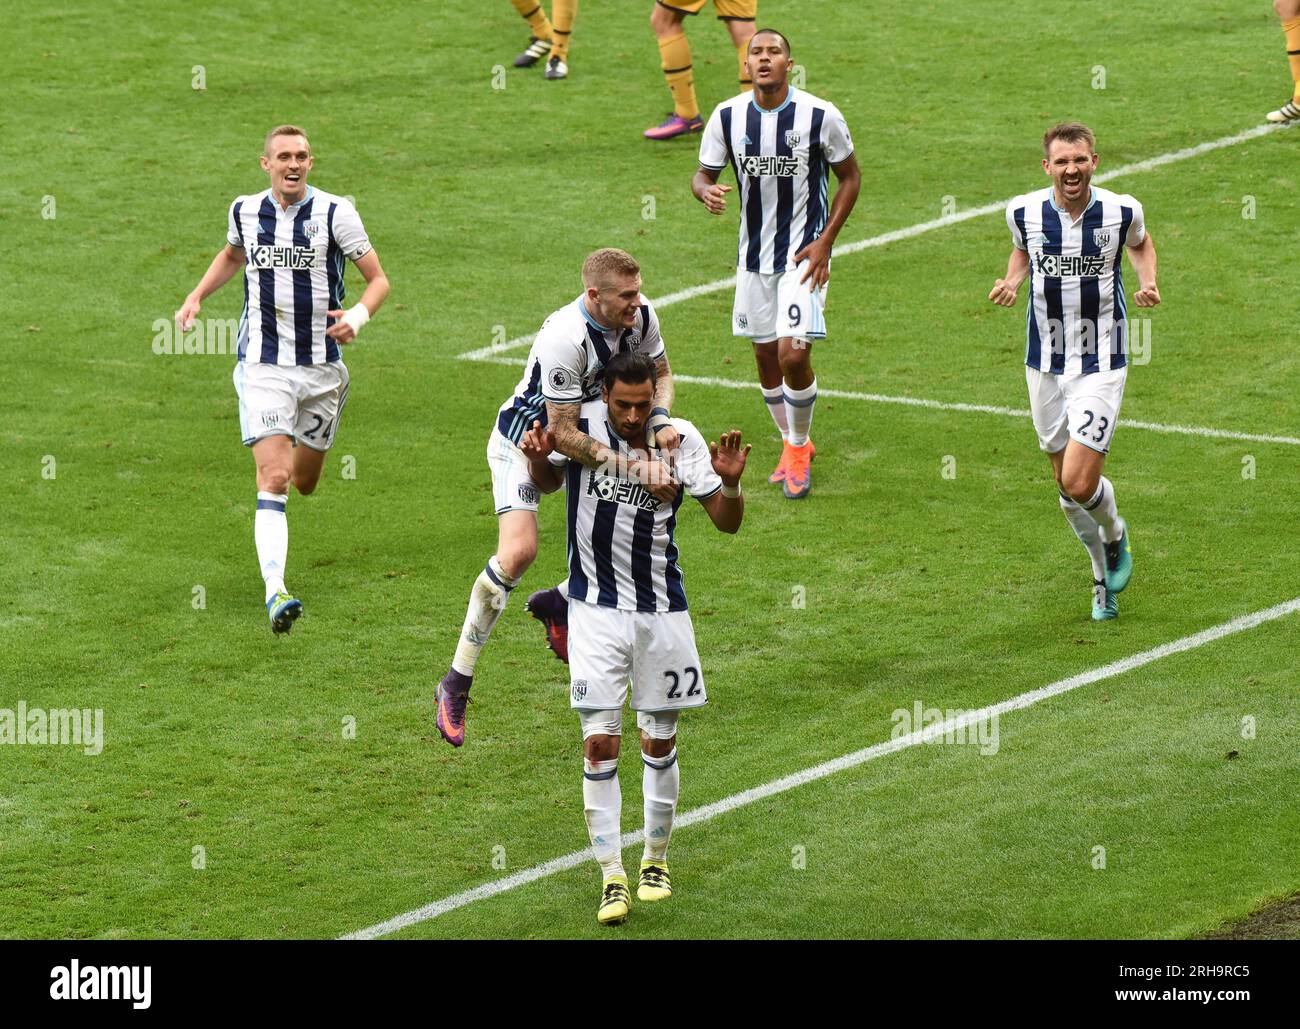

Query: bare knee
1063 471 1099 504
1275 0 1300 19
640 732 677 759
778 342 813 384
257 467 291 495
293 472 320 496
584 734 621 763
650 3 679 35
496 539 537 579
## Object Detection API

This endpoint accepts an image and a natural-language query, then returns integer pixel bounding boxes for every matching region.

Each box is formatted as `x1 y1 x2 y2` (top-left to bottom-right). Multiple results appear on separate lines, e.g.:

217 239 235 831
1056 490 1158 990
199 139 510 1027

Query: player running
989 123 1160 621
692 28 860 499
434 248 679 748
175 125 389 634
645 1 758 140
508 0 578 80
1267 0 1300 122
520 351 749 925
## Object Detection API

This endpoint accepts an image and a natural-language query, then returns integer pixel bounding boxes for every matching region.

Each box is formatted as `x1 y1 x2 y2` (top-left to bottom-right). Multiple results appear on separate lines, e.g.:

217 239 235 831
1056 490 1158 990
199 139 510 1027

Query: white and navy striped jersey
1007 186 1146 375
549 403 722 613
495 295 666 444
699 87 854 275
226 186 372 366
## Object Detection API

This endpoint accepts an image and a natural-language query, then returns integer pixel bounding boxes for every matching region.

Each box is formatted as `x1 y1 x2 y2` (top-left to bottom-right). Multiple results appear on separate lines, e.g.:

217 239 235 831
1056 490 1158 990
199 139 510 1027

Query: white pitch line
451 359 1300 447
343 596 1300 940
456 121 1292 363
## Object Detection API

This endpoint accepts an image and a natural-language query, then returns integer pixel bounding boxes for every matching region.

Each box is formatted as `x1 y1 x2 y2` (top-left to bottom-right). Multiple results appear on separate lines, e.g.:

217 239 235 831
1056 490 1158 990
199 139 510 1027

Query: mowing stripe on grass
342 596 1300 939
455 360 1300 447
457 122 1292 363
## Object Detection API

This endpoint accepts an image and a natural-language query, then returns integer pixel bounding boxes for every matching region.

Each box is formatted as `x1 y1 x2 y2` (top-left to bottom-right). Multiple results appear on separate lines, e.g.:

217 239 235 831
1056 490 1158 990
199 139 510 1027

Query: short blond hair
264 124 310 154
1043 122 1095 156
582 248 640 291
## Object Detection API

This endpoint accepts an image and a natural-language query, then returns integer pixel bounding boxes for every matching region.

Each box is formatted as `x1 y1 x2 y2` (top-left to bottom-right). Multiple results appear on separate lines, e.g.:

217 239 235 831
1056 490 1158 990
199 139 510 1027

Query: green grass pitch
1 0 1297 939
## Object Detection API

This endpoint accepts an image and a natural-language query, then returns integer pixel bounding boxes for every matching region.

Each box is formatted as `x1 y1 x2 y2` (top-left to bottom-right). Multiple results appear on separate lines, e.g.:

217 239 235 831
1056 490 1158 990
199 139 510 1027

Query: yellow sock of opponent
511 0 553 41
1285 16 1300 102
659 33 698 120
551 0 577 60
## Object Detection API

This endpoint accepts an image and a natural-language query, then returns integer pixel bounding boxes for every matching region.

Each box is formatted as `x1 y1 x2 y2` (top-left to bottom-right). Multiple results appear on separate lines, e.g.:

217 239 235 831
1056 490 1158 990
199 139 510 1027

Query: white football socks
761 384 790 442
784 377 817 447
1082 476 1125 544
451 555 520 677
642 748 679 863
255 492 288 601
1059 493 1107 582
583 758 624 878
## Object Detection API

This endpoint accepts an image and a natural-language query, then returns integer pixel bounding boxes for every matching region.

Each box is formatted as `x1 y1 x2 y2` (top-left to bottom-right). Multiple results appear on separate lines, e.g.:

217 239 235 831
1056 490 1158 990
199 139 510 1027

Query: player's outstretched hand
175 296 201 331
519 420 556 461
1133 284 1161 308
988 279 1018 307
793 238 832 288
702 183 732 216
325 309 358 343
709 430 751 485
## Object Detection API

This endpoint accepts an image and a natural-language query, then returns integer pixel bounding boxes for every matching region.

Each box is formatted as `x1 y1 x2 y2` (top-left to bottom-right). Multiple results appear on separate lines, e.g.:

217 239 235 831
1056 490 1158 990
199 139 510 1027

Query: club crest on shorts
1092 228 1114 249
735 312 748 330
517 483 539 505
571 679 587 703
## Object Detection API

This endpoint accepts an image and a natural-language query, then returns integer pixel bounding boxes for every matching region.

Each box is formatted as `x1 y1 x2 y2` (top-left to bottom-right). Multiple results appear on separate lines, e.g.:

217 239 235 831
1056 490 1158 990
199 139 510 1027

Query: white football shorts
1026 365 1127 455
568 601 707 713
234 360 350 452
732 265 828 343
487 426 541 514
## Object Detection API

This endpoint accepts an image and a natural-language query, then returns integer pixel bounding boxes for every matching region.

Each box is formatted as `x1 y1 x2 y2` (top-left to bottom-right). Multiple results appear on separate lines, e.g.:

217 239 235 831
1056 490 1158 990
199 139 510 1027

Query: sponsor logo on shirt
587 473 660 511
247 245 318 270
1032 252 1108 278
737 154 807 178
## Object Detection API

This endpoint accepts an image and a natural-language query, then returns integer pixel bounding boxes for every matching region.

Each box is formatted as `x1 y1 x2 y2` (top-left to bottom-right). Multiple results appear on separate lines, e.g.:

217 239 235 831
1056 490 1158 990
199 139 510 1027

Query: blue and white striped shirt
550 403 721 613
495 295 665 444
699 87 854 275
1007 185 1146 375
227 186 371 366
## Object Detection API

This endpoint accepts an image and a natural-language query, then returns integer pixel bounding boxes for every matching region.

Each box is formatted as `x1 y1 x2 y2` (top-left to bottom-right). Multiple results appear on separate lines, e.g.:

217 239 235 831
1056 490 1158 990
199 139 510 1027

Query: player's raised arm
989 247 1031 307
176 243 245 330
698 430 750 535
794 153 861 288
1126 233 1160 307
325 249 391 344
650 354 679 453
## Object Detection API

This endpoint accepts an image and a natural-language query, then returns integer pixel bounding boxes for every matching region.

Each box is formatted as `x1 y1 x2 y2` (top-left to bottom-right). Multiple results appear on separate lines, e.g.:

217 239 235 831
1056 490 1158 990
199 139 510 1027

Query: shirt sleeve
820 103 855 165
539 336 586 404
226 199 244 248
1006 200 1027 251
331 198 373 261
641 302 665 362
698 104 728 171
674 422 722 500
1124 198 1146 247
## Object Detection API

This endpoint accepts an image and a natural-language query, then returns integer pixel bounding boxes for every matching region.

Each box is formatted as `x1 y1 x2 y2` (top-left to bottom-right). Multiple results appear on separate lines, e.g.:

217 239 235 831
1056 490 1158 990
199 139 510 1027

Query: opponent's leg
645 3 703 139
723 13 756 91
510 0 554 67
1268 0 1300 122
546 0 577 78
